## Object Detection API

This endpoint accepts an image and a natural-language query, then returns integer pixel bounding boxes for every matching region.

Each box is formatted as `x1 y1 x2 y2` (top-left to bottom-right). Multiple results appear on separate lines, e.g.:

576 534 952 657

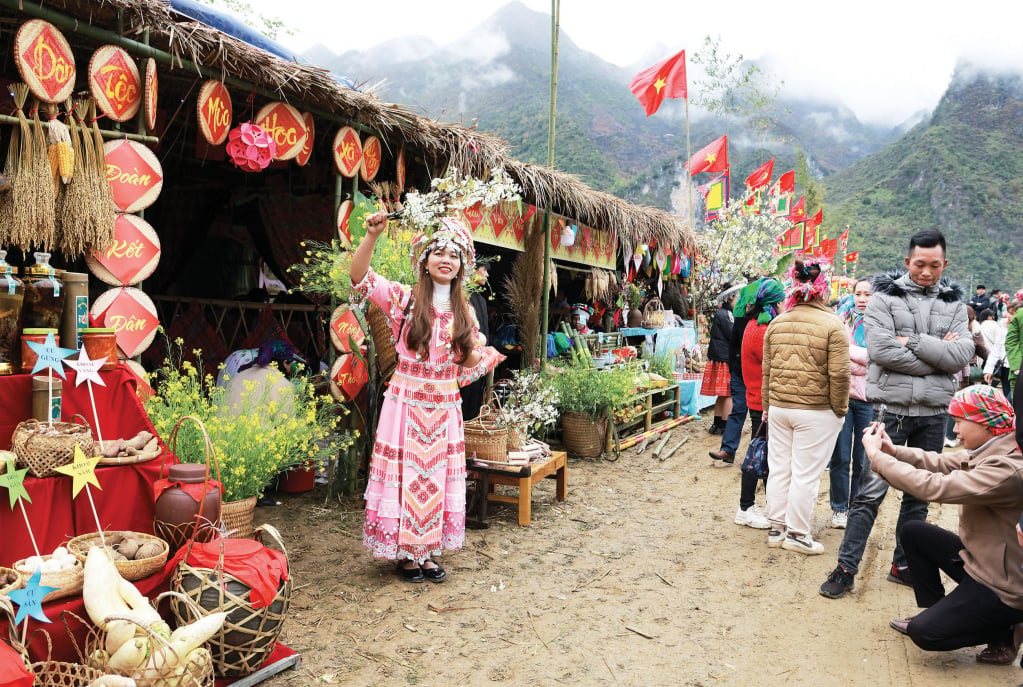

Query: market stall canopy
4 0 695 257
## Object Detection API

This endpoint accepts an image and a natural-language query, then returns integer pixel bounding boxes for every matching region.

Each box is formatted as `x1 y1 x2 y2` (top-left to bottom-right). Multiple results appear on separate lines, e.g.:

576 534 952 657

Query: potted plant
145 339 354 537
550 360 636 458
617 281 645 328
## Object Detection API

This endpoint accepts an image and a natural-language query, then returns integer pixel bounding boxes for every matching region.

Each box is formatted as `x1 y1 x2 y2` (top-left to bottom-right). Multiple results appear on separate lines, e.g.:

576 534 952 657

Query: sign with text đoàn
15 19 76 104
89 45 142 122
332 126 362 178
104 140 163 213
255 102 308 161
91 287 160 358
86 214 162 287
196 80 232 145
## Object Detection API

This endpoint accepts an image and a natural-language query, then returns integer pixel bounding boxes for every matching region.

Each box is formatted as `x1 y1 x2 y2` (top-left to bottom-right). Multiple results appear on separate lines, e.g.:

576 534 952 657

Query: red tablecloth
1 366 173 565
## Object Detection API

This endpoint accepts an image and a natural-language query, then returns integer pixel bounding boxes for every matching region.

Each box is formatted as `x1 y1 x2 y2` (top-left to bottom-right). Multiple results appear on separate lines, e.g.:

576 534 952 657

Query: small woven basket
67 531 169 582
12 555 83 603
170 525 291 677
30 661 105 687
0 566 21 596
642 298 665 329
463 404 508 462
220 496 258 539
12 415 95 478
488 382 530 451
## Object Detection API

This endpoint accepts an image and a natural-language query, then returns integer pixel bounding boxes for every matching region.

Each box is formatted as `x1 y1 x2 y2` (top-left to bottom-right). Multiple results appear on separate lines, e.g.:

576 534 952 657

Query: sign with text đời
197 80 232 145
86 214 162 287
15 19 76 104
89 45 142 122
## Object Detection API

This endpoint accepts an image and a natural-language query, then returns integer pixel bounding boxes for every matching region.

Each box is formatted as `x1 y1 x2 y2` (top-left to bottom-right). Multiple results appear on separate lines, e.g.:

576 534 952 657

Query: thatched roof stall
1 0 693 258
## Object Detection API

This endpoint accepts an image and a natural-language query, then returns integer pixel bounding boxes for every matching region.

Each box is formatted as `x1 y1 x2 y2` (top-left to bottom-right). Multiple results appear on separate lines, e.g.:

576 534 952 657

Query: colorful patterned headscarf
409 217 476 280
948 384 1015 436
784 257 833 311
734 278 785 324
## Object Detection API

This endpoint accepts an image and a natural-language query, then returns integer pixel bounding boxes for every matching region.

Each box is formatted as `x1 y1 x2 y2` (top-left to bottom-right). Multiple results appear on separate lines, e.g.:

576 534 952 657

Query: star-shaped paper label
0 454 31 509
9 569 59 624
26 332 76 379
53 445 102 498
64 345 107 387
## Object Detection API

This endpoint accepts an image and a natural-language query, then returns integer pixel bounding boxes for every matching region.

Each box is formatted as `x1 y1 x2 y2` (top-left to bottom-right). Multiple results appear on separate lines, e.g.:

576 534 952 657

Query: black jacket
707 306 734 362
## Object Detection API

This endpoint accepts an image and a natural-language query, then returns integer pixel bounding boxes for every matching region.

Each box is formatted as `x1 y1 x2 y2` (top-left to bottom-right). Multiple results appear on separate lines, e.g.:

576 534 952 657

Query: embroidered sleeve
457 346 505 386
352 268 411 330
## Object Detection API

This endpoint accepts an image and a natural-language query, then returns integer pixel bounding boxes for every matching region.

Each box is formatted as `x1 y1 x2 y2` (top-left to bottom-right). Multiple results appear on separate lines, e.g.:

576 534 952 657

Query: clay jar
154 463 222 552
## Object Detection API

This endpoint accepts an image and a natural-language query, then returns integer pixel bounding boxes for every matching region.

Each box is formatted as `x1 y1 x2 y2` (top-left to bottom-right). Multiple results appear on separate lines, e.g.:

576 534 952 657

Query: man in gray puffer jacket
820 228 975 599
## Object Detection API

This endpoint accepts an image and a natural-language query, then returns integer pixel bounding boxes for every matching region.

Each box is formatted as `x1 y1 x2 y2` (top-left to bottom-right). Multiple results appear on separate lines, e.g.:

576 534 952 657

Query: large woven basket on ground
170 525 291 677
561 411 606 459
12 415 95 478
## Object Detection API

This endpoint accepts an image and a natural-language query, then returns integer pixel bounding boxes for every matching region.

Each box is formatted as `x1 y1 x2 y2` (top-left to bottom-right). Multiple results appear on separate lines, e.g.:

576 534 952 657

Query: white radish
141 612 226 677
105 619 136 655
87 676 137 687
107 637 149 672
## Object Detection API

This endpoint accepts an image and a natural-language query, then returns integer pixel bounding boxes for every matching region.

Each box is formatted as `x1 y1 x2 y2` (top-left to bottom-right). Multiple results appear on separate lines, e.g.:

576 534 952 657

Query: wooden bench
466 451 568 527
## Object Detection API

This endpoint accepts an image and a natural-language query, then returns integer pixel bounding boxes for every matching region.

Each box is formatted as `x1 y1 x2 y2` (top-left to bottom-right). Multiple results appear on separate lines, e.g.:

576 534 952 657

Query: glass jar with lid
0 250 24 375
22 252 64 331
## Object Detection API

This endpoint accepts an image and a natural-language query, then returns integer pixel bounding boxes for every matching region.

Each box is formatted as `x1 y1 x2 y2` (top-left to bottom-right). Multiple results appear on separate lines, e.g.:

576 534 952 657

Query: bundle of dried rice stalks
504 212 549 365
87 99 116 250
29 100 57 250
0 84 37 249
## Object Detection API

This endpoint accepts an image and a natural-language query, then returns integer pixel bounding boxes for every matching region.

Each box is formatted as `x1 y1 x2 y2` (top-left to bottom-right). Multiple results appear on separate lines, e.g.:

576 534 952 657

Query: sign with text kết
197 80 232 145
89 45 142 122
86 214 161 286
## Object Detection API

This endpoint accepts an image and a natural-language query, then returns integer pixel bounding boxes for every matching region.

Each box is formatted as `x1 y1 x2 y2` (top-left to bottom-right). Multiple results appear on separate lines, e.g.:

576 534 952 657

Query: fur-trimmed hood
872 271 965 303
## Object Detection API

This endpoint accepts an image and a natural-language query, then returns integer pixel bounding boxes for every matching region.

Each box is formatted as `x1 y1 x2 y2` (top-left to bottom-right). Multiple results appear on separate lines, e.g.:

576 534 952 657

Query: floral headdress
410 217 476 277
784 257 833 310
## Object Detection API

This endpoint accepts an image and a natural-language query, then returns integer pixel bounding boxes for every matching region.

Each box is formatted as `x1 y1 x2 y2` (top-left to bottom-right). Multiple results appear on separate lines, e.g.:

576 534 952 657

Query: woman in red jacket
733 278 786 529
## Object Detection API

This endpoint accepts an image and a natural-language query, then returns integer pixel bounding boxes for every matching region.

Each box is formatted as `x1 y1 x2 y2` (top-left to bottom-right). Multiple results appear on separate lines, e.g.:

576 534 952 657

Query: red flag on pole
745 157 775 190
686 135 728 175
789 196 807 222
801 222 816 252
845 251 859 262
839 227 849 251
806 208 823 232
628 50 687 117
770 170 795 196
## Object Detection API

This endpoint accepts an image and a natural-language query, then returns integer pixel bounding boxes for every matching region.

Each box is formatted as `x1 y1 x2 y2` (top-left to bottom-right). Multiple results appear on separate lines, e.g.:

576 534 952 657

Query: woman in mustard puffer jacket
762 258 850 555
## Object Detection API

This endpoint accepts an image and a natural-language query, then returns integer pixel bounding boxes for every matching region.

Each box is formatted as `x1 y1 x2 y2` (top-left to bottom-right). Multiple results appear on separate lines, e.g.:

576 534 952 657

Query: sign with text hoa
85 214 162 286
196 80 232 145
91 287 159 358
332 126 363 178
255 102 308 161
89 45 142 122
15 19 76 104
103 140 163 213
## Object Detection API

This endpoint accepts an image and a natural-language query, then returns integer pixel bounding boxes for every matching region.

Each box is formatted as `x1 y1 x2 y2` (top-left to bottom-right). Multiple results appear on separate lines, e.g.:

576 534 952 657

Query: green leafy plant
551 360 636 418
617 282 644 311
145 339 355 502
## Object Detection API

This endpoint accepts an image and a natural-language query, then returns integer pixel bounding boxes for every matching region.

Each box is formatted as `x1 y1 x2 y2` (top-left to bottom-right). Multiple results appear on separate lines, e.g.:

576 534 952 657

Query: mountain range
308 1 1023 290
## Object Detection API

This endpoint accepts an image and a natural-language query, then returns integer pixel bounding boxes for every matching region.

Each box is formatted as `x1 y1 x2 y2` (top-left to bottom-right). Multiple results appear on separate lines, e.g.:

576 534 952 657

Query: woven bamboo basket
220 496 257 539
12 415 95 478
642 297 665 329
13 555 83 603
81 594 214 687
560 411 607 459
0 566 21 596
488 382 530 451
67 530 169 582
170 525 291 677
366 301 398 380
30 661 105 686
463 404 508 462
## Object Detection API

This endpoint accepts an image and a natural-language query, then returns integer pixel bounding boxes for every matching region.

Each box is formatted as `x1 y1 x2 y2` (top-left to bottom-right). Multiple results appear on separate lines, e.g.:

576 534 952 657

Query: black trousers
901 520 1023 650
738 410 767 510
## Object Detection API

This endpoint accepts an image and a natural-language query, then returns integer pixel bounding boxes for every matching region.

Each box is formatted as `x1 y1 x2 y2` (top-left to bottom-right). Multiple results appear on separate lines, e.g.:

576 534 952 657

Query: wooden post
538 0 560 372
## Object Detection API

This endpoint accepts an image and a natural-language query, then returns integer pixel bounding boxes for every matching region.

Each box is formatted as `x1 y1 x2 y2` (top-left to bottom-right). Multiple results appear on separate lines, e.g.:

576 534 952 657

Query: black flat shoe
397 563 424 583
421 562 446 583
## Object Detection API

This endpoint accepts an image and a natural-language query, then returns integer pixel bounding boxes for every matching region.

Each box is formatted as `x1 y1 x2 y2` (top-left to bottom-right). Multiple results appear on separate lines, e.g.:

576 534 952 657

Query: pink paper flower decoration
226 122 277 172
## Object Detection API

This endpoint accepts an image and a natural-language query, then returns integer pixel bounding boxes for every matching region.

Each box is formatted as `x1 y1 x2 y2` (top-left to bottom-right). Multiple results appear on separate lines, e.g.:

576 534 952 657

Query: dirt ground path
256 419 1020 686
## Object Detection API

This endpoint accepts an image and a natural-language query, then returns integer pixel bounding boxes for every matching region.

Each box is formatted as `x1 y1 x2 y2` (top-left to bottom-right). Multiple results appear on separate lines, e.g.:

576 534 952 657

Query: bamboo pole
538 0 560 372
0 114 159 144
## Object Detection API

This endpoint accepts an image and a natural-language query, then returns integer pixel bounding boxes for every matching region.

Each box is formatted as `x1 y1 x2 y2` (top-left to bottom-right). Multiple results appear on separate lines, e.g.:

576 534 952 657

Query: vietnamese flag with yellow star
745 157 775 190
629 50 687 117
686 135 728 175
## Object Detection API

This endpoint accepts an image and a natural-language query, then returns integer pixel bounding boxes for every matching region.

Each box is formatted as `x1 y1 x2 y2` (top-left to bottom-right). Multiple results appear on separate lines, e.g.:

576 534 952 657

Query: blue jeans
719 373 749 457
836 411 944 575
829 398 873 512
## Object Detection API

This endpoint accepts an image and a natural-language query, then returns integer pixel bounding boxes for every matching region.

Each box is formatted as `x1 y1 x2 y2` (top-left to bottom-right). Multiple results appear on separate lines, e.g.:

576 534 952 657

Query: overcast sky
244 0 1023 126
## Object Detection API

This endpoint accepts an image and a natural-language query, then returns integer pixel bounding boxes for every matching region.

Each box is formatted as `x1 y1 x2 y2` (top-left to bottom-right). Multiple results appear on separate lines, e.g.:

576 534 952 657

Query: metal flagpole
539 0 560 372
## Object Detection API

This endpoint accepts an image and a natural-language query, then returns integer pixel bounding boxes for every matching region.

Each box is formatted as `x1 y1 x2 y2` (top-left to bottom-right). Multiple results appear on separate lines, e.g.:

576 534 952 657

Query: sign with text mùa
296 112 315 167
15 19 76 104
332 126 362 178
104 140 163 213
86 214 161 287
197 80 232 145
89 45 142 122
255 102 308 161
91 287 160 358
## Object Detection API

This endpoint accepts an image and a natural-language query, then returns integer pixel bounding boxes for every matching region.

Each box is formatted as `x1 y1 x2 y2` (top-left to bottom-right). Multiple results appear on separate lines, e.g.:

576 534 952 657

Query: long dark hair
404 263 476 364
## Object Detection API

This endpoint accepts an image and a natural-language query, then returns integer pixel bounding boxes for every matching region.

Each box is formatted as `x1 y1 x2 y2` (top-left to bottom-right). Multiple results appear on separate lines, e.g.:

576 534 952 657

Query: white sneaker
767 527 787 547
735 505 771 529
831 511 848 529
782 532 825 555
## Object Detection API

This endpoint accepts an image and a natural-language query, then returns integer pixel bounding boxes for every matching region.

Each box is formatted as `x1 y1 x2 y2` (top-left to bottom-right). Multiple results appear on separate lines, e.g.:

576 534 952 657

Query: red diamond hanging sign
104 140 163 213
16 20 76 104
329 305 366 352
196 80 232 145
89 45 142 122
296 112 315 167
463 203 484 233
86 214 162 286
490 204 509 239
336 199 354 249
333 126 362 177
330 352 368 402
91 287 160 358
256 102 308 161
360 135 381 182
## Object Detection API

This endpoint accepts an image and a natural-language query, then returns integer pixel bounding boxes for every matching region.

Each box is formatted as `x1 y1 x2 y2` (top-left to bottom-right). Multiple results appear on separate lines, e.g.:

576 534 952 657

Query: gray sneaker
767 527 787 547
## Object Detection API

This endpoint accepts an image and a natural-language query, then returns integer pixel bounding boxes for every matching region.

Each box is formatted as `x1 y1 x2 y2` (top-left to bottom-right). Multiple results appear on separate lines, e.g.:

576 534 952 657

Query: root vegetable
107 637 149 672
83 547 161 631
105 619 135 655
134 542 163 560
141 612 226 678
117 539 139 559
125 431 153 451
88 676 137 687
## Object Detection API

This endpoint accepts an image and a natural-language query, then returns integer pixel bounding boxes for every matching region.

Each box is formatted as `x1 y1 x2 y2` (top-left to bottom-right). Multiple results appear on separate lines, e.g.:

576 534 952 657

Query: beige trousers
765 406 844 537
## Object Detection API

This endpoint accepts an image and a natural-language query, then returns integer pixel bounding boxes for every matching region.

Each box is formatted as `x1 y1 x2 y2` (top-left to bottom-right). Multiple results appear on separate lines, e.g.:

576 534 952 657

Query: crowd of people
703 227 1023 672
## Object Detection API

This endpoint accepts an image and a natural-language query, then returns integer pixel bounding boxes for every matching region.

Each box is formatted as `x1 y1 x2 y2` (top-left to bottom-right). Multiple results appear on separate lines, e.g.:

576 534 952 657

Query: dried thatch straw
504 212 548 365
30 101 57 250
0 84 37 249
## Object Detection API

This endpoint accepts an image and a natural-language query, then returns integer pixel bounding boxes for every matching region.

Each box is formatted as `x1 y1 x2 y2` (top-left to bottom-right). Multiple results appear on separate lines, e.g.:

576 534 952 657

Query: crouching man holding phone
864 385 1023 666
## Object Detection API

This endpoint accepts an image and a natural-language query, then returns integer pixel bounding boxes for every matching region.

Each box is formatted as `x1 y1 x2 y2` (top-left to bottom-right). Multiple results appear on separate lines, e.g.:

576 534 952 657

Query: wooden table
467 451 568 527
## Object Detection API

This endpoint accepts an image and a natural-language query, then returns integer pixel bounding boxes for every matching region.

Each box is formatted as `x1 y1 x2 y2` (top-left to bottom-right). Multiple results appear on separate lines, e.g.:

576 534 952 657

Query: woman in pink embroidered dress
350 211 504 583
